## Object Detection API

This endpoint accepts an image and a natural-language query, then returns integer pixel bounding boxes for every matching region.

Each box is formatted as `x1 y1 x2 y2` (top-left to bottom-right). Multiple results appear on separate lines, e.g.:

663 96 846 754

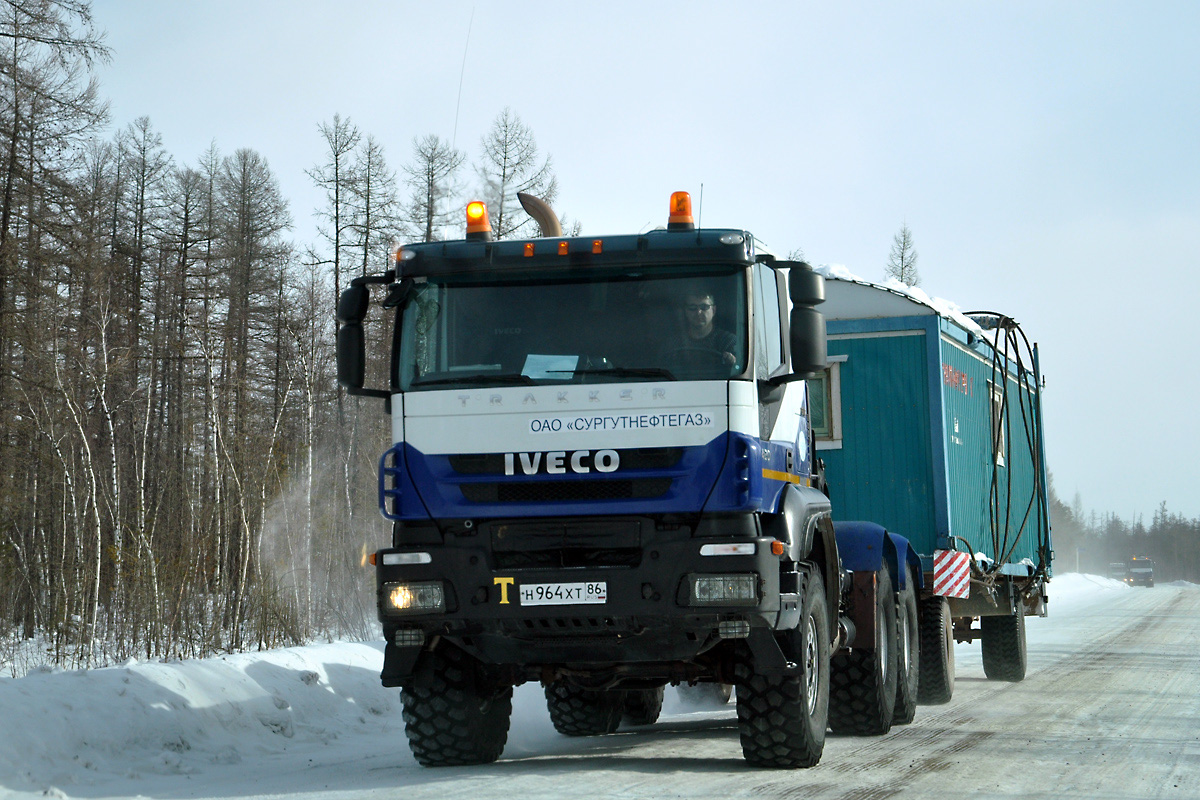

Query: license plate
519 581 607 606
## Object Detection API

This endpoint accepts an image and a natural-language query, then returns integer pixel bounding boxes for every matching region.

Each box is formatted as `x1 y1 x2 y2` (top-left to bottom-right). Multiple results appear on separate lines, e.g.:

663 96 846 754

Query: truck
816 273 1053 691
337 191 924 768
1127 556 1154 587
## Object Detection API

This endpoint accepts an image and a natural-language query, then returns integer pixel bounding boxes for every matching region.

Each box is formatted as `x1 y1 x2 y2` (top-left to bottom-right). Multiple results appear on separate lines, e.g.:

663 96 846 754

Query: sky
91 2 1200 520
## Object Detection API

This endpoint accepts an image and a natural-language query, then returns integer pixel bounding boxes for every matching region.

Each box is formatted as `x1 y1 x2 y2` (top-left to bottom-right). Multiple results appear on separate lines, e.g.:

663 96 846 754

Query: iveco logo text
503 450 619 476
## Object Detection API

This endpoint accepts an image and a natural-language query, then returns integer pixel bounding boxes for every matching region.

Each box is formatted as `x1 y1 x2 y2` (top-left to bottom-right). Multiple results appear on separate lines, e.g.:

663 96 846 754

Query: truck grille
460 478 671 504
448 447 683 474
494 547 641 569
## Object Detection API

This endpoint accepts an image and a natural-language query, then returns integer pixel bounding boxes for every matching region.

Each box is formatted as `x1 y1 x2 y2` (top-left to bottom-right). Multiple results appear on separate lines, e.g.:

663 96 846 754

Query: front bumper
375 532 791 669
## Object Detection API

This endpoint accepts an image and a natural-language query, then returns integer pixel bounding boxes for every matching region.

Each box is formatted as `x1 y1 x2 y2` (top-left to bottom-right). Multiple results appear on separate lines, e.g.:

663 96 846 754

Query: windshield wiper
411 372 538 388
551 367 677 381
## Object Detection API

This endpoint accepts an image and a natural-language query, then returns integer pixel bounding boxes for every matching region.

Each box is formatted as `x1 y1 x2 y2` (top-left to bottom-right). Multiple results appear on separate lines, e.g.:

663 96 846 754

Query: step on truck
817 275 1053 695
337 192 922 768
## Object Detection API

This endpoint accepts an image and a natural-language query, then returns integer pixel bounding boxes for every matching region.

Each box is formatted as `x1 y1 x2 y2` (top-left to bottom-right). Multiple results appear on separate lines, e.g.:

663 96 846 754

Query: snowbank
0 642 400 794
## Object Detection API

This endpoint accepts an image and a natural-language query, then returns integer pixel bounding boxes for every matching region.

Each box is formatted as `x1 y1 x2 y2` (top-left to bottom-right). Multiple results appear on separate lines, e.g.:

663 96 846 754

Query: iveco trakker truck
338 192 922 768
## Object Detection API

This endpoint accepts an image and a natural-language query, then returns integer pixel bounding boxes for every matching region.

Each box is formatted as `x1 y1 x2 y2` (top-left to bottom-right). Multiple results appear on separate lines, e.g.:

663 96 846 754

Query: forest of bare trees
0 2 560 674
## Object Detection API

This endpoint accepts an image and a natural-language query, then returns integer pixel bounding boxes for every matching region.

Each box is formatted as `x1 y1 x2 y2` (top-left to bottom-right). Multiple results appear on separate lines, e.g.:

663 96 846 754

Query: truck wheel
828 565 899 735
735 569 829 768
622 685 665 726
917 594 955 704
981 597 1027 682
400 644 513 766
544 681 624 736
893 565 920 724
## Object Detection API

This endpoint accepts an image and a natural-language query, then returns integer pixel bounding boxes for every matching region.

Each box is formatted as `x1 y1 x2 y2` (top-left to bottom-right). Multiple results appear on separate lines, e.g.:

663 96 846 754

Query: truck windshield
396 266 747 391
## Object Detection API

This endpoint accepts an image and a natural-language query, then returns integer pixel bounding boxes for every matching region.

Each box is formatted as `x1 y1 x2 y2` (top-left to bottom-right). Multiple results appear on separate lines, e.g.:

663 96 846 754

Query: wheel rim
878 598 889 683
804 614 819 716
900 607 912 675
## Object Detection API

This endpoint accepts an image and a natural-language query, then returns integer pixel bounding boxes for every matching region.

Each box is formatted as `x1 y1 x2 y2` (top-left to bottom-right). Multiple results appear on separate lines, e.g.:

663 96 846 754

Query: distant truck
1127 556 1155 587
338 192 924 769
1108 562 1129 581
816 274 1053 692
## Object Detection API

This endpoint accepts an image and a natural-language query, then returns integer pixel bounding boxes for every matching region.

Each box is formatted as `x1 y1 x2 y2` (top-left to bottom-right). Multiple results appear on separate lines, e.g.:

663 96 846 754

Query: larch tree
402 133 464 243
475 107 557 240
886 223 920 286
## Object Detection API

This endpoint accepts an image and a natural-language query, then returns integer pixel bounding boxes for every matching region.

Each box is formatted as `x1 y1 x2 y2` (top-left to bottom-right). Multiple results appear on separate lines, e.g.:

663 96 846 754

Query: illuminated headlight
689 574 759 606
383 581 445 614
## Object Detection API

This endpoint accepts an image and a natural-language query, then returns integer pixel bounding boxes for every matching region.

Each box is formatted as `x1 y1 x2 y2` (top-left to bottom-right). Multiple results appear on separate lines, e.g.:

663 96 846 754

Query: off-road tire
917 594 955 704
893 565 920 724
623 685 665 726
400 645 513 766
828 566 899 735
735 569 829 768
981 597 1027 682
544 681 624 736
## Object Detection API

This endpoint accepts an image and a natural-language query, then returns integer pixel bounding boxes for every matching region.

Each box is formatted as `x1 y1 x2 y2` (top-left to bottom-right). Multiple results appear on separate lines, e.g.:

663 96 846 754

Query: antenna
698 183 704 228
452 7 475 150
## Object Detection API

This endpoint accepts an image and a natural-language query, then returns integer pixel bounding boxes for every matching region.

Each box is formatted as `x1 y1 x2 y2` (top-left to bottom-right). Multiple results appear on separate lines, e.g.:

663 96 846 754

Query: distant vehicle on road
1127 556 1154 587
1108 562 1128 581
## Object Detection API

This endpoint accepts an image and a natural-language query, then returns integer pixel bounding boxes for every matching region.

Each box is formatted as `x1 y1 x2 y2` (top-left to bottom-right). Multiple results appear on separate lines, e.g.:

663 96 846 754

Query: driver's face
683 295 715 334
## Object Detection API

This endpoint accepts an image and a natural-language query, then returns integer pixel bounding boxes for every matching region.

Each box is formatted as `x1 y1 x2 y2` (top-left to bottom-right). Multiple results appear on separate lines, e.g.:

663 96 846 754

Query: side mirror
337 322 366 389
336 286 369 390
788 262 825 306
790 306 827 377
337 285 369 324
787 263 827 378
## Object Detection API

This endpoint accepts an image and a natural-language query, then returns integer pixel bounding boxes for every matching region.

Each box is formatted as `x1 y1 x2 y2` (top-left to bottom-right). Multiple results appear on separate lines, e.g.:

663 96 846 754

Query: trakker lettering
503 449 619 476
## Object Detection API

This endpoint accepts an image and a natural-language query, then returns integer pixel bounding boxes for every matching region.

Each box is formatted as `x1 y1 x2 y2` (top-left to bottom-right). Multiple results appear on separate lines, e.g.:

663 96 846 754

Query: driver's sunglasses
685 303 713 312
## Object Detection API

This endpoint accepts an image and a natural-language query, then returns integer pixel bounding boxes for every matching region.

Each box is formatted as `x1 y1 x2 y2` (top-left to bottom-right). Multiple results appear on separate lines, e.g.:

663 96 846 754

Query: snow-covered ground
0 573 1188 800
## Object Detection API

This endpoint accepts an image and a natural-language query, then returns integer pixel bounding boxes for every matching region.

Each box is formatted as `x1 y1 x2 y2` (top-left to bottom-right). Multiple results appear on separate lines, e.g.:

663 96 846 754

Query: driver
679 291 738 367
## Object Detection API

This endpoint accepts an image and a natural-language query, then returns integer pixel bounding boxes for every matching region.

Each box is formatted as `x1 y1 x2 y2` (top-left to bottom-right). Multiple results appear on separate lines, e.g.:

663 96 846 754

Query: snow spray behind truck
817 274 1053 695
337 192 922 768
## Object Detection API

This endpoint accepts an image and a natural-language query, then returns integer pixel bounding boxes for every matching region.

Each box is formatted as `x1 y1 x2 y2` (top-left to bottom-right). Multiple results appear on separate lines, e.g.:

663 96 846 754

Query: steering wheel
666 346 737 374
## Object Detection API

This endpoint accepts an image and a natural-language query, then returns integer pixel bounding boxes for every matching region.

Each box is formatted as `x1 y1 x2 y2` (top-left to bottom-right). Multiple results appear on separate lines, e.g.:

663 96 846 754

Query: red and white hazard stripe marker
933 549 971 598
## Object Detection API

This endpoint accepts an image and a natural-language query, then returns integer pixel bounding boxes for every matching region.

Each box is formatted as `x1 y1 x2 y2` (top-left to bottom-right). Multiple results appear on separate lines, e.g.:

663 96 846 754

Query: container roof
815 265 986 337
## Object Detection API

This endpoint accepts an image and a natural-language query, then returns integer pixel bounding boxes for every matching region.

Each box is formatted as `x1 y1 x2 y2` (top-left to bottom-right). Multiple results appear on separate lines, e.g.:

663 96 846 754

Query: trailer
814 274 1052 696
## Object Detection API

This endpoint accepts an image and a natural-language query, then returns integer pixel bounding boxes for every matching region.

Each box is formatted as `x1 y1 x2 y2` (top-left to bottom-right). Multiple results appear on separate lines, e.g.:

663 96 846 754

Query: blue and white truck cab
338 192 919 768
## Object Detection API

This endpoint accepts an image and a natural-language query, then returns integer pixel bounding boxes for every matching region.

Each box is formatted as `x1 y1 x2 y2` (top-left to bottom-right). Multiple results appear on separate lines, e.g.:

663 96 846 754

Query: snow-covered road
3 574 1198 800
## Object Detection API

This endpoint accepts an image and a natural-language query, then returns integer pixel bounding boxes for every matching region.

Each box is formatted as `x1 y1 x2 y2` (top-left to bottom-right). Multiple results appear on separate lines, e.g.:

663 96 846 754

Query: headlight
689 574 759 606
382 581 445 614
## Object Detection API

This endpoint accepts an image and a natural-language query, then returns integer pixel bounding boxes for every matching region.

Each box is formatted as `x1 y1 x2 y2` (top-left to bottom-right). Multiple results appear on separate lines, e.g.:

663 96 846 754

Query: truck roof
395 228 762 278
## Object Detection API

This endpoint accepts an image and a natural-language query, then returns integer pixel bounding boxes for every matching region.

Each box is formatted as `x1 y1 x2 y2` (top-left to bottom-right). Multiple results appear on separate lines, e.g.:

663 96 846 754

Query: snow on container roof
814 263 986 338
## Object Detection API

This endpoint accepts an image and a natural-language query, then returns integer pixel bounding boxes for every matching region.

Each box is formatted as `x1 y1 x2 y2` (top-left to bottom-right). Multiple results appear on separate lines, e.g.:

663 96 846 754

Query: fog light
394 628 426 647
699 542 756 556
690 574 759 606
718 620 751 639
382 551 432 565
383 581 445 614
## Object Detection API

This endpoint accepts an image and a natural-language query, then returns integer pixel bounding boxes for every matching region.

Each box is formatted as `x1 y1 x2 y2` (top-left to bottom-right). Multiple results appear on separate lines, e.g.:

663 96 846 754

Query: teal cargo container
811 274 1052 695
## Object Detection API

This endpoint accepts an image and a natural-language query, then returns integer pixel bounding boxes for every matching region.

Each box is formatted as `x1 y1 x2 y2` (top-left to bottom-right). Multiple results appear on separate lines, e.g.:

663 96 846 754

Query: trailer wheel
622 685 665 726
893 564 920 724
544 681 624 736
828 566 899 735
735 569 829 768
400 644 513 766
917 595 955 704
981 597 1027 682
